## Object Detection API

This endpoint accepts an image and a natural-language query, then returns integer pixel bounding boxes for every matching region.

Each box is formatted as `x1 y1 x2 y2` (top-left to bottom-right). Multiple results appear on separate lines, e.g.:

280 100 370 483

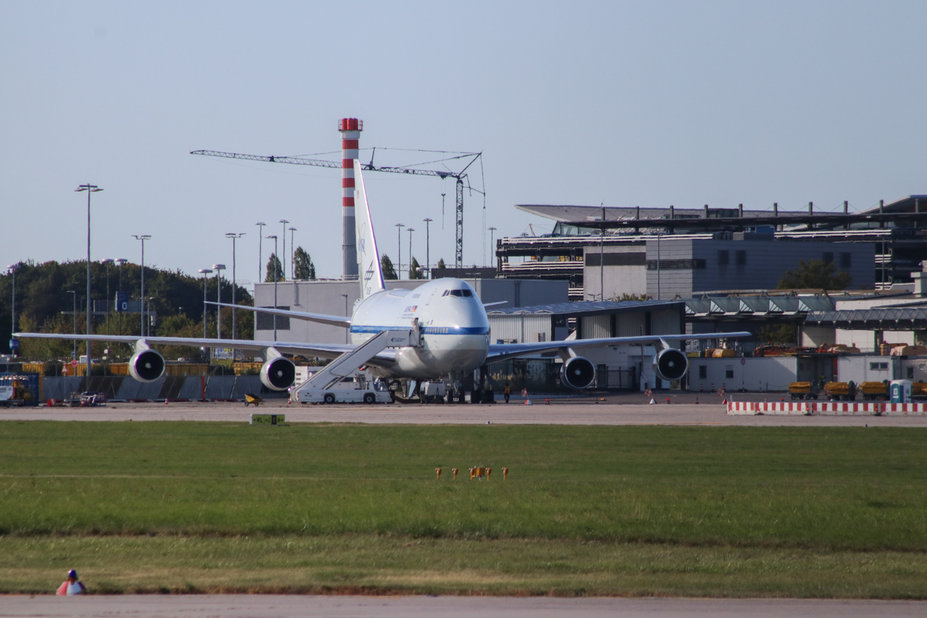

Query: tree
3 259 253 359
265 253 284 283
381 255 397 280
409 257 424 280
293 247 315 280
777 259 851 291
437 258 446 270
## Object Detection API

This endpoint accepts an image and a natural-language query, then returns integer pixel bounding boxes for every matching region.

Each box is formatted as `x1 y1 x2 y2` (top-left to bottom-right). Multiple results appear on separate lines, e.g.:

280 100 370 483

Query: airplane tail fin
354 159 386 300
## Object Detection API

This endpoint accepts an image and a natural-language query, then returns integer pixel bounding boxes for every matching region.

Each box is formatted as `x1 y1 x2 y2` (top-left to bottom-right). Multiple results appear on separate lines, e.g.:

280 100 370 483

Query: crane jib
190 147 484 269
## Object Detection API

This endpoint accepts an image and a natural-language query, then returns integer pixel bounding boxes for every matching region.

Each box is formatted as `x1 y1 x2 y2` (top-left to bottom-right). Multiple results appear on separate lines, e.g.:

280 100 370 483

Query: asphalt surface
5 393 926 617
3 595 927 618
5 391 927 426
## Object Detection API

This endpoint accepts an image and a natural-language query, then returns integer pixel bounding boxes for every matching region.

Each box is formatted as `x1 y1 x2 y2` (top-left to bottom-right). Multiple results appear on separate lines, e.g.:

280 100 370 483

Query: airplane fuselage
349 278 490 379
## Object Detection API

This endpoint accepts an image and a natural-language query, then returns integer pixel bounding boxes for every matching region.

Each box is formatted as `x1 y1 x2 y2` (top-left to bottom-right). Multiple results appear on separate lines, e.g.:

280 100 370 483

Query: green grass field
1 421 927 597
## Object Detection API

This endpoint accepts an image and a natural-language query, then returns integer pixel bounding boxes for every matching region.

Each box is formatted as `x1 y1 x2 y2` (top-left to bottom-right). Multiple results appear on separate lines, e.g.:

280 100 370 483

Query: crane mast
190 148 482 269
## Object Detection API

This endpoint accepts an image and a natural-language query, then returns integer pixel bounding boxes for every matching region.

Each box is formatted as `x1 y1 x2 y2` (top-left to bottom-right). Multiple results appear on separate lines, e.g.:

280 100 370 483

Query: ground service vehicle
293 375 393 405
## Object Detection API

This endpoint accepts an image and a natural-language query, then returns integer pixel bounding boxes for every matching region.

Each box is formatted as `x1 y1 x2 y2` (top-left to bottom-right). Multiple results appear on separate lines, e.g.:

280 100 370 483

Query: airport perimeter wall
39 375 274 402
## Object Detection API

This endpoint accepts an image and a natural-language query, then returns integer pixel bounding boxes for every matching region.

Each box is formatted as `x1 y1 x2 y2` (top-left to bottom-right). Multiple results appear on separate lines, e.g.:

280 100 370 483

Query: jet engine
259 354 296 391
560 356 596 389
653 347 688 382
128 344 166 382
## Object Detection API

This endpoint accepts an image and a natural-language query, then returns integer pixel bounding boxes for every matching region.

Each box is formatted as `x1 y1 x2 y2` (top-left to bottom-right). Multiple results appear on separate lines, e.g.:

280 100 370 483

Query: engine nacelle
260 356 296 391
129 348 166 382
654 348 688 382
560 356 596 389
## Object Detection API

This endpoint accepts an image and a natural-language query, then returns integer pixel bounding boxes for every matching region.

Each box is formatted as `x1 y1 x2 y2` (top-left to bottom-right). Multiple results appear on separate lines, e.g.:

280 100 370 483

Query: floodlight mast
191 148 483 269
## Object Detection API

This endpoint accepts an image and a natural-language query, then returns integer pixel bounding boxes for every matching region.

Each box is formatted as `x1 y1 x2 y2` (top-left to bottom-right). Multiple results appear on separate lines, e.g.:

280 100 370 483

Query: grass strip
1 422 926 596
3 535 927 598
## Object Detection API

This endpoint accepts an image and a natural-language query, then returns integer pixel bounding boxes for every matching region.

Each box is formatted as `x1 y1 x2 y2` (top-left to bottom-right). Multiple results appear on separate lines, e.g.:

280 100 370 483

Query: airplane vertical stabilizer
354 159 386 300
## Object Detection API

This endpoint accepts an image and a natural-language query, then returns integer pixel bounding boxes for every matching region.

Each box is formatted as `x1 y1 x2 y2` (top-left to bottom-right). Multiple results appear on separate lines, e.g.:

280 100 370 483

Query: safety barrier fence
727 400 927 416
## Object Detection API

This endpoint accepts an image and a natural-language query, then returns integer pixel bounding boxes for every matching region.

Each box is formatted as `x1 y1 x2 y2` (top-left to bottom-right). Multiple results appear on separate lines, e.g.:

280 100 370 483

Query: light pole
266 234 278 340
114 258 127 296
395 223 404 279
101 258 113 329
132 234 151 336
75 183 101 377
7 264 16 355
341 293 349 343
255 221 266 282
288 226 297 278
488 226 497 270
66 290 77 360
225 232 244 340
279 219 290 280
407 227 415 278
212 264 226 338
198 268 213 338
423 218 433 279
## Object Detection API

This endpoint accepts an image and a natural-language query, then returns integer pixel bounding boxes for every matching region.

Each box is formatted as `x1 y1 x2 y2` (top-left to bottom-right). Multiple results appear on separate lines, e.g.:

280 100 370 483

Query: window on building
718 250 729 266
735 250 746 266
698 365 707 379
725 367 734 379
840 252 852 268
823 252 834 264
869 361 888 371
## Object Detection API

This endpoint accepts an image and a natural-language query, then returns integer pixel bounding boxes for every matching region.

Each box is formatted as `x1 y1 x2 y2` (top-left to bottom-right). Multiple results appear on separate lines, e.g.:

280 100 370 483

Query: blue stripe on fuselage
350 325 489 335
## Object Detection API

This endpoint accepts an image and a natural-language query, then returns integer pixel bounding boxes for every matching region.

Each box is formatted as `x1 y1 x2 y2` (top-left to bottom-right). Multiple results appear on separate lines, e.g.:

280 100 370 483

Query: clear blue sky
2 0 925 287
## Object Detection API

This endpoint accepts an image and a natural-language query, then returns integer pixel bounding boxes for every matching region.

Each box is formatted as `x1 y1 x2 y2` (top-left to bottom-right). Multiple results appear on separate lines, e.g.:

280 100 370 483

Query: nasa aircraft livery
16 160 749 393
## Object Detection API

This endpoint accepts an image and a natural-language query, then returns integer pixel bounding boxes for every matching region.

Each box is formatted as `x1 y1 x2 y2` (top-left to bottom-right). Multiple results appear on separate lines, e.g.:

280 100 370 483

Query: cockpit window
441 289 473 297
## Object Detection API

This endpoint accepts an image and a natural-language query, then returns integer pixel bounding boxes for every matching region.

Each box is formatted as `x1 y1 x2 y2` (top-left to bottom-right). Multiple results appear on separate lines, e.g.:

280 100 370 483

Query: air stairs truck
289 329 414 404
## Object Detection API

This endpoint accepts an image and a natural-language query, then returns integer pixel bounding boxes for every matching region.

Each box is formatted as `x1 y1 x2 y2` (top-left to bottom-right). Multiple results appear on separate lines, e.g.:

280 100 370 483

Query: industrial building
500 197 927 300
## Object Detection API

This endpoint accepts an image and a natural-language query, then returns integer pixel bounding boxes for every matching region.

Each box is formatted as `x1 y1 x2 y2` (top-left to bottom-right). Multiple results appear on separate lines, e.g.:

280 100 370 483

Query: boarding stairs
290 329 416 400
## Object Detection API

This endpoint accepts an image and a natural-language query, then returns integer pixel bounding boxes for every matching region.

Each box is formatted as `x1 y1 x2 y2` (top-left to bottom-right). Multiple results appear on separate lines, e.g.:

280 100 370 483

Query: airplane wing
207 302 350 328
13 332 356 359
487 331 751 363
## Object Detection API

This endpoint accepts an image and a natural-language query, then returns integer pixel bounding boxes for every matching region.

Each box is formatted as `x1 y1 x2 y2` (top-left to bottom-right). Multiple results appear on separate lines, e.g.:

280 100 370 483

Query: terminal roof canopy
516 195 927 234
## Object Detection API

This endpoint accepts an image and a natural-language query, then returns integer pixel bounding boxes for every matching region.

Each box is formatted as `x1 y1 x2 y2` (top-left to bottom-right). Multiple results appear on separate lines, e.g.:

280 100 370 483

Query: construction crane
190 148 483 269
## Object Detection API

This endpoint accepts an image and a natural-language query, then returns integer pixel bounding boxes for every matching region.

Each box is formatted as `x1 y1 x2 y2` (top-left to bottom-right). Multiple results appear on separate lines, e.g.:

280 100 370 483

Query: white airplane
16 160 749 393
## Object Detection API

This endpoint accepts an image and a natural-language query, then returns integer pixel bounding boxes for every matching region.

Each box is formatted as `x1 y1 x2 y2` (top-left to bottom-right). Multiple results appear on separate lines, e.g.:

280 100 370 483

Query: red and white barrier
728 400 927 416
882 402 927 415
727 401 810 415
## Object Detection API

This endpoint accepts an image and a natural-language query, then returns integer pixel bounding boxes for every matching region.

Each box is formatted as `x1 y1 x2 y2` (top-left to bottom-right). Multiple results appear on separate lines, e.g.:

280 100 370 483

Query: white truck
291 372 393 405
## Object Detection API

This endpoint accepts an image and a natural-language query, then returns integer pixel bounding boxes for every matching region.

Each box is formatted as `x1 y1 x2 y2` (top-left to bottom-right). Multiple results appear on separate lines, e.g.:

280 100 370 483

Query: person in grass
56 569 86 595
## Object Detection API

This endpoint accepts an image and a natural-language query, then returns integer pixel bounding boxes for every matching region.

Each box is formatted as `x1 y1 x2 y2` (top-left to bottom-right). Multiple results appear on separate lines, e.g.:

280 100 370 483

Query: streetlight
100 258 114 334
395 223 404 279
212 264 226 338
255 221 266 282
266 234 278 340
488 226 497 270
279 219 290 280
132 234 151 336
423 218 433 279
75 183 102 377
7 264 16 355
341 293 349 343
407 227 415 278
114 258 127 295
66 290 77 360
288 226 297 278
225 232 244 340
198 268 213 338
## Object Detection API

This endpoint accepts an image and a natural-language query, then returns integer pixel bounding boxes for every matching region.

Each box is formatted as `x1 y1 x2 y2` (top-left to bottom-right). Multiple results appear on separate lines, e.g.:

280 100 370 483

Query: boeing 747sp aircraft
16 161 749 395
